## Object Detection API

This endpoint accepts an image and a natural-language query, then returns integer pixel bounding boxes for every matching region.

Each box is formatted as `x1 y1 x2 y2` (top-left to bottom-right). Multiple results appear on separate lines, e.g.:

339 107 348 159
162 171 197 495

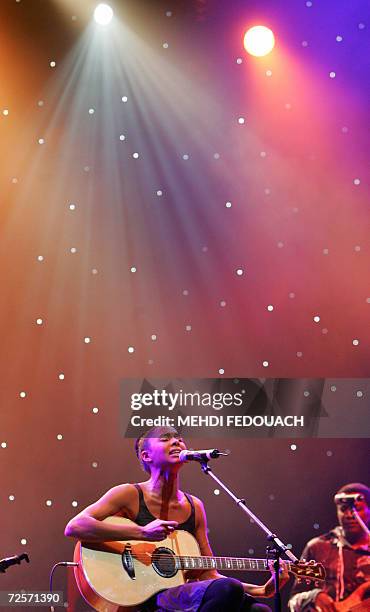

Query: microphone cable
49 561 78 611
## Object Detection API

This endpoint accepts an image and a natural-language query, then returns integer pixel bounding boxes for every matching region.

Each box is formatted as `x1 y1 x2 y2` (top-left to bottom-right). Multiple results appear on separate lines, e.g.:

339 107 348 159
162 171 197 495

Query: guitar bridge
122 543 135 580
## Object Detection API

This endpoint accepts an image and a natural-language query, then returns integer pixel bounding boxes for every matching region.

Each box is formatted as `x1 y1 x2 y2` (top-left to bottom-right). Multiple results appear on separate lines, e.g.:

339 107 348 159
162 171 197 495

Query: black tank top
134 484 196 536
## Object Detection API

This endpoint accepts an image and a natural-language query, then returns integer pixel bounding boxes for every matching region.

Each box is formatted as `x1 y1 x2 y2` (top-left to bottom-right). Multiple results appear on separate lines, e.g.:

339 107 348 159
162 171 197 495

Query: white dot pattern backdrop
0 0 369 609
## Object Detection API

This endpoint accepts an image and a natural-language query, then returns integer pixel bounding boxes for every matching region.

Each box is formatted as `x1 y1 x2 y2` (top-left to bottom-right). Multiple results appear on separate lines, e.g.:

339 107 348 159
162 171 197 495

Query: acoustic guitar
335 580 370 611
73 517 326 612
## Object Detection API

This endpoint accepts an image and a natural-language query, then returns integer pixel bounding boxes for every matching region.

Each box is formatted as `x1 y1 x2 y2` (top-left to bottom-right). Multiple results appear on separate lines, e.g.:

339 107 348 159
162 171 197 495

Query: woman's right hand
142 519 178 541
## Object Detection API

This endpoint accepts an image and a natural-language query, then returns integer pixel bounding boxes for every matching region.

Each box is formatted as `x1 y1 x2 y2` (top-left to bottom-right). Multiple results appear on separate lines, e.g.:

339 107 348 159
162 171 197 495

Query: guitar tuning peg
305 580 310 585
297 578 302 584
314 581 319 587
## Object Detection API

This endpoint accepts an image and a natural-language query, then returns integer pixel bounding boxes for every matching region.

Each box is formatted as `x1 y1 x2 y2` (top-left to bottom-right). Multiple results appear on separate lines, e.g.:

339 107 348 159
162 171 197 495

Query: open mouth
169 449 181 456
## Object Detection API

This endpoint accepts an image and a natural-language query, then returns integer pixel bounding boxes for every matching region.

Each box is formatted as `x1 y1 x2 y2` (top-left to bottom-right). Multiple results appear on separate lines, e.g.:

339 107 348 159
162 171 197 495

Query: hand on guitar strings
142 519 179 541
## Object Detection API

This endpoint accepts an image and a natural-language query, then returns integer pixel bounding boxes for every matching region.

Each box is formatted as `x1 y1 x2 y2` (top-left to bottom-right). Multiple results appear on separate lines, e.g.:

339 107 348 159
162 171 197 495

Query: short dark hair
335 482 370 506
134 426 180 474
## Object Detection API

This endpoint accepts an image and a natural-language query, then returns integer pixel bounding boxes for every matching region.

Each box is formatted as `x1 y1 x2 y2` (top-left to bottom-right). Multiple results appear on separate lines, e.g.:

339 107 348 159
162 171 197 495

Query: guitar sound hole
152 547 177 578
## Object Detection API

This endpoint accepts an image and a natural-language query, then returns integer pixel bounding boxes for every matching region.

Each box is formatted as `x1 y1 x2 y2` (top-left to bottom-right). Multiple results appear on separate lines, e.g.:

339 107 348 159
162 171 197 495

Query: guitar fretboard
175 556 275 572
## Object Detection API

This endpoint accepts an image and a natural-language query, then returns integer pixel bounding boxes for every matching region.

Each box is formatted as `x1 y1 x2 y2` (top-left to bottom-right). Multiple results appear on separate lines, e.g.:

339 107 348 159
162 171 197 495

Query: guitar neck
175 555 287 572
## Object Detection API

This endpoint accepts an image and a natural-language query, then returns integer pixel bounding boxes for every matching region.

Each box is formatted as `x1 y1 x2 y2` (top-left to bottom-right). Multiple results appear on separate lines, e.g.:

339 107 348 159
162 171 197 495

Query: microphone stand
198 459 298 612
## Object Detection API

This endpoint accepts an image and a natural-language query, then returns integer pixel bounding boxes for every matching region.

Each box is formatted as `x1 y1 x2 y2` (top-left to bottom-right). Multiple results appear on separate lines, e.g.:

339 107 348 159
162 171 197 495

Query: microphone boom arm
197 456 298 612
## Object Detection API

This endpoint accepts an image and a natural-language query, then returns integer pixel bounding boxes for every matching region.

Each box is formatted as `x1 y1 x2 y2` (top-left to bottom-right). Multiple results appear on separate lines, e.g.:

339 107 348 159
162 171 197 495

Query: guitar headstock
290 560 326 585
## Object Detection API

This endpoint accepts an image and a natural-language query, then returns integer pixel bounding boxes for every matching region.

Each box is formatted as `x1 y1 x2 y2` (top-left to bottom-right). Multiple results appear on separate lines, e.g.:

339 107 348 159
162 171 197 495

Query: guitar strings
120 553 271 563
114 554 322 578
95 550 318 571
120 553 270 569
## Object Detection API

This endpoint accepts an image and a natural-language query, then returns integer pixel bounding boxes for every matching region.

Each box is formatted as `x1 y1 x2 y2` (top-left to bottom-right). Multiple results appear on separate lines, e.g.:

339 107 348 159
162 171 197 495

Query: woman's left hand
264 560 290 597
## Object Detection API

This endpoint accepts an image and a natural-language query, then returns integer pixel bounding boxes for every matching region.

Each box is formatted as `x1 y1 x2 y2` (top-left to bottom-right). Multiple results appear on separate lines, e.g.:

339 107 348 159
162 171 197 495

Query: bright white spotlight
244 26 275 57
94 3 113 26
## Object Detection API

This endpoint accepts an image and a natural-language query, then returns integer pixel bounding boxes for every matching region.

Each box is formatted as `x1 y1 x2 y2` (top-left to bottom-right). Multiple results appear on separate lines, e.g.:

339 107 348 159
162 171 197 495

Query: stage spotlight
94 3 114 26
243 26 275 57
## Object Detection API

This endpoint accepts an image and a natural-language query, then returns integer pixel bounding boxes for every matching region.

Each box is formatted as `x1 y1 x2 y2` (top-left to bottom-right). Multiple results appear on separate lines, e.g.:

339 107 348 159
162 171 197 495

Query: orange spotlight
243 26 275 57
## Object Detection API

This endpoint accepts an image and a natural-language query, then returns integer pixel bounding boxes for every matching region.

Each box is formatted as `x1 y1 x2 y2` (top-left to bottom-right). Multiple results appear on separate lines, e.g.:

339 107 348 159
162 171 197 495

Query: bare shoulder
80 483 139 520
187 494 207 525
100 483 140 507
106 483 138 500
188 494 205 509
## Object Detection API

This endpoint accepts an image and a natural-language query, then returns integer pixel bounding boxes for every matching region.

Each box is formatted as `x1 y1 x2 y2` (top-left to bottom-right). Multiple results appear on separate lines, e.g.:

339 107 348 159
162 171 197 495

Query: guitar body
73 516 325 611
335 582 370 611
73 516 201 611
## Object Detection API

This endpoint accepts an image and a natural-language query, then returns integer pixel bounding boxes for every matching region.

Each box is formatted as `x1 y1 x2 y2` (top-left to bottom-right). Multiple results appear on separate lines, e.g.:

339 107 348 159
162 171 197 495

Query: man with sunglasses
288 483 370 611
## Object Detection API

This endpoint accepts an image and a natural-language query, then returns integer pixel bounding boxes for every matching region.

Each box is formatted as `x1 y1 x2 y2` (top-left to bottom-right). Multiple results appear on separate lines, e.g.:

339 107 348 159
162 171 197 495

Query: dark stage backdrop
0 0 369 611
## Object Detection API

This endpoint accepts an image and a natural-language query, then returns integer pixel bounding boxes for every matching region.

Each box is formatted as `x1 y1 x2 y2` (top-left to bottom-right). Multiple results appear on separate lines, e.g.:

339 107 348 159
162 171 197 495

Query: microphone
334 493 364 505
179 449 228 462
0 554 29 573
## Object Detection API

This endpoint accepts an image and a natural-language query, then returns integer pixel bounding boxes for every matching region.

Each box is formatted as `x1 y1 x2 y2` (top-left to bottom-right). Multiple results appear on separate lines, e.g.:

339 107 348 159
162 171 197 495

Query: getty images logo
130 389 244 411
